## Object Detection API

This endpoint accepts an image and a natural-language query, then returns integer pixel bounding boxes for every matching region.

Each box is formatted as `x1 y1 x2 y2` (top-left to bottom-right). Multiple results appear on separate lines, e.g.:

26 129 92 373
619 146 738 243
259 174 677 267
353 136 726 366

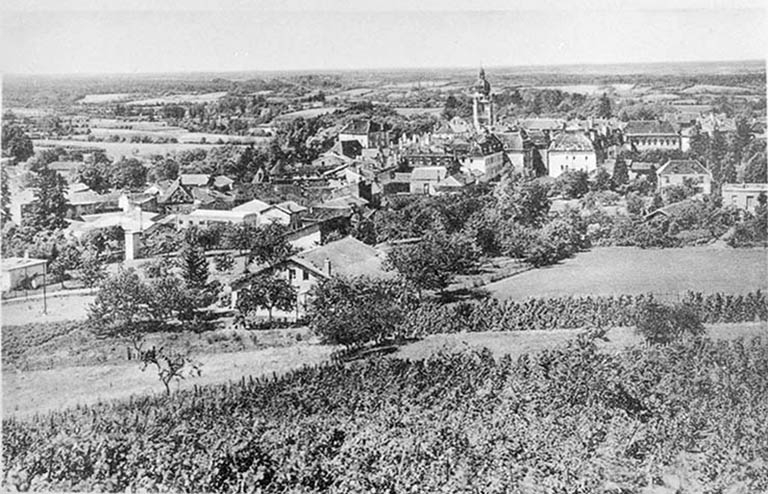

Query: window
289 269 296 280
664 176 670 184
303 270 309 281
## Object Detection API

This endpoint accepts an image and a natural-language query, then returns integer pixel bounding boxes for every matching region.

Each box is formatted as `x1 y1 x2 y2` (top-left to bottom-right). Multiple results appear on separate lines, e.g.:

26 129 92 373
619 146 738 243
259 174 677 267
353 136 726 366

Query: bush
634 301 705 345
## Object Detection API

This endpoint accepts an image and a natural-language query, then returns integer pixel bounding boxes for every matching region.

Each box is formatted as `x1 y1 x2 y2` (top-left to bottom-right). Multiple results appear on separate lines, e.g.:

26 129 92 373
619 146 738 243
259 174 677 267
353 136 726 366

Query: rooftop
292 236 390 280
549 132 595 152
1 257 48 272
657 159 710 176
411 166 448 181
624 120 677 136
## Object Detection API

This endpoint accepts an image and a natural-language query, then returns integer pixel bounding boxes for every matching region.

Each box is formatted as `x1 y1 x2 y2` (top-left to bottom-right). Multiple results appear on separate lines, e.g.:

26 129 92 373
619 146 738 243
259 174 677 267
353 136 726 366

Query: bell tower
472 67 494 132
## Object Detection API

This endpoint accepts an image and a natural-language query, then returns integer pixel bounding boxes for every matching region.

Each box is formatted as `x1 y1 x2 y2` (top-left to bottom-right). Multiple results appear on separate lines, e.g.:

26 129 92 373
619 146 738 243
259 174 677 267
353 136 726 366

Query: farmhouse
656 159 712 195
546 131 597 178
721 183 768 213
233 236 391 320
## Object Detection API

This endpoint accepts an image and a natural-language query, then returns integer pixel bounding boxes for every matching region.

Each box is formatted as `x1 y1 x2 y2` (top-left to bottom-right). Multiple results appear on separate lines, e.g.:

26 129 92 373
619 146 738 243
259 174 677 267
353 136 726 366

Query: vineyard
1 321 80 365
400 291 768 336
4 334 768 493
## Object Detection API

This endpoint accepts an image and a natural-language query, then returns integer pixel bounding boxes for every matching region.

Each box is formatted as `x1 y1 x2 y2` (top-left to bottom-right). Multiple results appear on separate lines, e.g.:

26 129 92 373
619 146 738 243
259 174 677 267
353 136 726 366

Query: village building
232 236 391 320
546 132 597 178
459 132 506 181
1 256 48 293
623 120 681 151
495 128 534 172
721 183 768 213
338 119 390 149
656 159 712 195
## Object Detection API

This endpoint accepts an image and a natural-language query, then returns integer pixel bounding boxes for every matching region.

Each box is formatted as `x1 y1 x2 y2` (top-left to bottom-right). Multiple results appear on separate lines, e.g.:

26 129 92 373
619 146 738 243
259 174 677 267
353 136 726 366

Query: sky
1 0 766 75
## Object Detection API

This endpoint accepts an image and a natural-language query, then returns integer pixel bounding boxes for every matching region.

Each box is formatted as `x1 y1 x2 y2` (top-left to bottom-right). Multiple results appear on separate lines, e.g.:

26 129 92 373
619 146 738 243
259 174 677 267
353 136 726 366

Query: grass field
395 322 767 361
3 342 333 417
486 246 768 301
33 138 239 159
1 294 95 325
5 322 764 418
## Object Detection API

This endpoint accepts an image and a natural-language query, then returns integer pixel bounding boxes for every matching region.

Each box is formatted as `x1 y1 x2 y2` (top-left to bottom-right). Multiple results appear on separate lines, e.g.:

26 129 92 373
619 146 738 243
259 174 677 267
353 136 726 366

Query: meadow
487 246 768 301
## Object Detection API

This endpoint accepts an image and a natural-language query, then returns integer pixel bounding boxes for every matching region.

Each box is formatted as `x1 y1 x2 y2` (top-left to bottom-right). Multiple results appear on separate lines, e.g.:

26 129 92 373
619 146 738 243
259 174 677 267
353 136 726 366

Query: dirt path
3 343 334 417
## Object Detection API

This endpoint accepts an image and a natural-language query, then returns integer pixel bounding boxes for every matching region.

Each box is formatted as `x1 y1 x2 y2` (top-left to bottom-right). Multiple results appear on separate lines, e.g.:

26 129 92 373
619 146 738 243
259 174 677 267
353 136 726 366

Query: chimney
324 259 332 277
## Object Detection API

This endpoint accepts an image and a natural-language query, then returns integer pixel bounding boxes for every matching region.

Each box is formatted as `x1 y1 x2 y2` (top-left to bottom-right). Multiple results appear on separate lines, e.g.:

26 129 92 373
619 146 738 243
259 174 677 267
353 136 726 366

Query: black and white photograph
1 0 767 491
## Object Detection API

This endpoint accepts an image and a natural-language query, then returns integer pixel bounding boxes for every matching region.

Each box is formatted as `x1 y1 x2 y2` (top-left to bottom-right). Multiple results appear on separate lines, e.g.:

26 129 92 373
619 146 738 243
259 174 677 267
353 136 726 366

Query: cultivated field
3 343 333 417
395 322 767 361
32 138 241 159
487 246 768 300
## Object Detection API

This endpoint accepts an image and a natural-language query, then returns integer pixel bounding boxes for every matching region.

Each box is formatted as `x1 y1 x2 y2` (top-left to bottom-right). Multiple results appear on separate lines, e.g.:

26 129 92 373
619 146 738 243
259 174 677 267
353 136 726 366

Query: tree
495 178 551 227
178 243 209 289
137 344 200 395
236 274 296 324
76 161 112 193
744 153 767 183
385 228 480 298
309 276 414 347
49 242 82 288
249 223 294 266
0 165 10 226
213 253 235 273
89 268 157 337
612 159 629 188
635 301 705 345
597 93 612 118
1 125 33 162
558 170 590 199
27 167 69 231
110 157 147 189
79 247 107 289
590 169 613 192
626 193 645 216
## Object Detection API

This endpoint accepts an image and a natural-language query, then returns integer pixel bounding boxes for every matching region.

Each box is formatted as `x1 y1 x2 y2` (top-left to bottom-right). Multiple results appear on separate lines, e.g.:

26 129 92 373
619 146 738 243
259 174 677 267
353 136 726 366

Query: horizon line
3 58 765 80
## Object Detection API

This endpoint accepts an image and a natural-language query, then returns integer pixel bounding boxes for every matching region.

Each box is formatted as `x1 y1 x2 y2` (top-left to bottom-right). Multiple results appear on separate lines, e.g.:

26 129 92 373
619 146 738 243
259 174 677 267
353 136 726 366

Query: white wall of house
658 173 712 195
629 135 681 151
548 151 597 178
461 151 505 181
2 262 47 292
721 183 768 212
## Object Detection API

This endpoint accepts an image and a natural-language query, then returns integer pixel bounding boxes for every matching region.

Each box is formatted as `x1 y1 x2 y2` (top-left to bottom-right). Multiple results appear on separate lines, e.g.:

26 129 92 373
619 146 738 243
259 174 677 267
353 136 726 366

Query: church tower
472 68 494 132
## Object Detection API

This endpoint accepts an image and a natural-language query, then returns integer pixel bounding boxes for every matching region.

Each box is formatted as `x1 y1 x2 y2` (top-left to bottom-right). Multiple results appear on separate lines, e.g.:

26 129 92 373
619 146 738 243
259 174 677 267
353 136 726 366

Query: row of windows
635 138 679 146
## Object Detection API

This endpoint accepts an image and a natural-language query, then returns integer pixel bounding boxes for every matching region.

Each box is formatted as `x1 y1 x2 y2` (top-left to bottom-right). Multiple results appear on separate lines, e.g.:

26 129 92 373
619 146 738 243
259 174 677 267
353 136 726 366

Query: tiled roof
180 174 211 186
657 159 710 176
624 120 677 136
549 132 595 152
340 119 371 135
411 166 448 181
291 236 390 280
232 198 272 213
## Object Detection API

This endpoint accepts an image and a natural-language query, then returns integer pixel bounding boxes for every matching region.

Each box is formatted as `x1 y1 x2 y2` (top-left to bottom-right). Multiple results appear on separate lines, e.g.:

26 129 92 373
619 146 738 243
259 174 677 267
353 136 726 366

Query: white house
547 132 597 178
2 256 48 293
232 236 391 320
721 183 768 213
656 159 712 195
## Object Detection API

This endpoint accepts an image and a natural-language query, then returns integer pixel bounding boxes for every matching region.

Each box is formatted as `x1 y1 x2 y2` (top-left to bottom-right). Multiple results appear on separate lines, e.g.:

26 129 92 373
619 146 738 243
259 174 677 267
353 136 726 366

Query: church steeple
472 67 493 131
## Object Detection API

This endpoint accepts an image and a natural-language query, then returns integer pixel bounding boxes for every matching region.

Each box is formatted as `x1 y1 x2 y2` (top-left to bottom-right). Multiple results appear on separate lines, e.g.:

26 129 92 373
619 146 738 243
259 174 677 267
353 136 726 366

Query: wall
722 184 768 212
629 135 681 151
547 151 597 178
658 174 712 195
